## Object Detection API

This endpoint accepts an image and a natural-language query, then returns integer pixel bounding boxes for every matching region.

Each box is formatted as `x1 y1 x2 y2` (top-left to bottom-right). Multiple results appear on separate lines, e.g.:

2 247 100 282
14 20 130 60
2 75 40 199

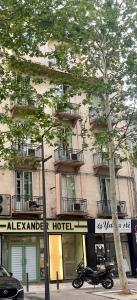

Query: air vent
29 200 39 209
117 205 121 213
28 148 35 156
72 203 81 211
71 153 78 160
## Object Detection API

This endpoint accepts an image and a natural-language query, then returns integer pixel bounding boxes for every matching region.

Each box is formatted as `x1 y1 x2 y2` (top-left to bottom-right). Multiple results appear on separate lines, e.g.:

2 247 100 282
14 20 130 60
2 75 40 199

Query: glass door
62 175 75 212
67 175 75 198
16 171 32 210
62 234 83 280
100 177 110 213
58 127 72 160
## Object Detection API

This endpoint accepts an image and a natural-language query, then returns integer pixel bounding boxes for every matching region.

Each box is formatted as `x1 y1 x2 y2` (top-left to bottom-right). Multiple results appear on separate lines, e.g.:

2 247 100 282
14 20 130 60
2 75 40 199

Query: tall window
55 84 69 96
59 127 72 148
62 175 75 199
100 177 110 204
16 171 32 200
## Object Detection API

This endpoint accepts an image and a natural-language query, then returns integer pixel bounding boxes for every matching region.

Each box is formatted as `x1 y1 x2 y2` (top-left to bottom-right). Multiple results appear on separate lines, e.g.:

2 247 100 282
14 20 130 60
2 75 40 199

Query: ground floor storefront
0 219 87 283
1 218 137 282
86 218 132 276
128 219 137 277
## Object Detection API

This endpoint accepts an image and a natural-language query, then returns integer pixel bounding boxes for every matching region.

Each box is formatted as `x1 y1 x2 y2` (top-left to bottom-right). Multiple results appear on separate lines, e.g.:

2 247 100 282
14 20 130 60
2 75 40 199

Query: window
58 127 72 149
13 137 35 156
100 177 110 204
16 171 32 200
49 57 57 67
89 95 104 118
62 175 76 198
55 84 69 96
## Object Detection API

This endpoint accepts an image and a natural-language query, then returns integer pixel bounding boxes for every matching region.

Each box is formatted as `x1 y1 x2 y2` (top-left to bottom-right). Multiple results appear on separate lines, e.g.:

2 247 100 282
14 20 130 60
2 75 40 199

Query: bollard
26 272 29 292
56 271 59 290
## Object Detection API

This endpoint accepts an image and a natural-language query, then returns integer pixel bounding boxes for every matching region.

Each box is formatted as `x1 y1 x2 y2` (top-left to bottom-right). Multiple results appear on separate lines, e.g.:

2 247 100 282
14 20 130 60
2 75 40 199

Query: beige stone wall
0 50 135 220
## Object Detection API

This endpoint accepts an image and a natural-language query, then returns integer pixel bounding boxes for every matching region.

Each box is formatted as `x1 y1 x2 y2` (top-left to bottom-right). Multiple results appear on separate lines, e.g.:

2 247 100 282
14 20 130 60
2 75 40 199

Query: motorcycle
72 261 115 289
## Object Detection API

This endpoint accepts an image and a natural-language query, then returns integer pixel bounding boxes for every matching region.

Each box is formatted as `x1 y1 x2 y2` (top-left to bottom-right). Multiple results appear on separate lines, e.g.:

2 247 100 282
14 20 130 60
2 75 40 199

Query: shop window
49 235 63 281
62 234 83 280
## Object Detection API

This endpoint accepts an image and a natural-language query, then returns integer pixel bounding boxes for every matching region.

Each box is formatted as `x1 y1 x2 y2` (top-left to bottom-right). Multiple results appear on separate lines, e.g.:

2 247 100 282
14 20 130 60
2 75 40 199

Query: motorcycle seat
92 269 106 276
86 267 96 272
85 267 94 273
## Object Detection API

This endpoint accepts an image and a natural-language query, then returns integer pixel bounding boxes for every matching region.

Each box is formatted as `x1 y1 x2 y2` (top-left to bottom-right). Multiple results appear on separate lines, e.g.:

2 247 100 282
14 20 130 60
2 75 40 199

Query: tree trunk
106 96 130 294
108 141 130 294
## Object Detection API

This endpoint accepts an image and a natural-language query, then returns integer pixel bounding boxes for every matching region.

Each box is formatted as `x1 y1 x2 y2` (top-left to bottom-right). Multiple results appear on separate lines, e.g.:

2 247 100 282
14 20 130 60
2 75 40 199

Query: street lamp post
41 136 52 300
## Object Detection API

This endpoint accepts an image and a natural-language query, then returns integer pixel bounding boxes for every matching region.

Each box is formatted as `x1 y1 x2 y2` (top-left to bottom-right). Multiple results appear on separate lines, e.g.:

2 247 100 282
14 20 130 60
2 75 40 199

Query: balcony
89 107 106 129
12 195 43 215
54 103 80 123
11 143 41 170
11 98 37 117
54 147 84 172
97 200 127 218
89 107 116 129
57 197 87 216
93 153 121 175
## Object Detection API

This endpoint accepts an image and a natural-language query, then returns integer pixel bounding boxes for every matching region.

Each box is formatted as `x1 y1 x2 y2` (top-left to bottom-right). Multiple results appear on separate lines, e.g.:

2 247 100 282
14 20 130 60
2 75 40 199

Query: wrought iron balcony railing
12 195 43 212
97 200 127 217
12 143 42 159
54 103 80 121
10 96 38 117
55 103 79 114
54 147 84 163
93 153 121 168
89 107 104 119
89 107 117 127
61 197 87 214
11 94 38 107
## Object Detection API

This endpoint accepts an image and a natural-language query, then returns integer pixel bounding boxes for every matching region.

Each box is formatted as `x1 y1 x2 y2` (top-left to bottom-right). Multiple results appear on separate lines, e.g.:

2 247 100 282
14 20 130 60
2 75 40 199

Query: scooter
72 261 114 289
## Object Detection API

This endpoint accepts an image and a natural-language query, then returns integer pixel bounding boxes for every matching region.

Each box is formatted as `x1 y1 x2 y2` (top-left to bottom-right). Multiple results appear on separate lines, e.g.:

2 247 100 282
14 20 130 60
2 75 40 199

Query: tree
1 0 137 294
44 0 136 294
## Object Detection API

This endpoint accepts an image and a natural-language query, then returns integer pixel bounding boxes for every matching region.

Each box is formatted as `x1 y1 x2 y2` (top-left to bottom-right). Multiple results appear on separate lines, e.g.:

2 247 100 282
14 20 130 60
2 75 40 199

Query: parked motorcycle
72 261 115 289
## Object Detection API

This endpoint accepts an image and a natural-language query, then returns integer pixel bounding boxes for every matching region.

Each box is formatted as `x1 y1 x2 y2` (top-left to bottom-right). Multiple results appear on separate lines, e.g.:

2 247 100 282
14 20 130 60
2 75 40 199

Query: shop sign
95 219 131 233
133 223 137 243
134 225 137 233
0 220 87 233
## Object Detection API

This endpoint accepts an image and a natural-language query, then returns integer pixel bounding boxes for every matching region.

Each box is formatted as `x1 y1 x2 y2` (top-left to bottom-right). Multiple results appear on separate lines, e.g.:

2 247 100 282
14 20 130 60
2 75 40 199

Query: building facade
0 46 136 282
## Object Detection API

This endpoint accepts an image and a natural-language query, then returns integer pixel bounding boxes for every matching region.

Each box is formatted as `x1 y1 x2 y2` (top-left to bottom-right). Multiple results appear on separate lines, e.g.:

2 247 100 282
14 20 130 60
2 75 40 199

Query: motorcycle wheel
102 277 114 289
72 278 84 288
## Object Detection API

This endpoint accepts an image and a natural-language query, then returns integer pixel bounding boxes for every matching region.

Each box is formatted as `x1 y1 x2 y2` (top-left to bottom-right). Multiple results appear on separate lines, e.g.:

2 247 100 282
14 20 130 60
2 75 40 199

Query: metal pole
26 273 29 292
41 136 50 300
56 271 59 290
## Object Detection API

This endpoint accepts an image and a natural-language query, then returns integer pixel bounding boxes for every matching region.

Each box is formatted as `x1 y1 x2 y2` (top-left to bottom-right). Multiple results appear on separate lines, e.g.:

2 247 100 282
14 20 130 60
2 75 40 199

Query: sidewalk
23 278 137 293
24 279 137 300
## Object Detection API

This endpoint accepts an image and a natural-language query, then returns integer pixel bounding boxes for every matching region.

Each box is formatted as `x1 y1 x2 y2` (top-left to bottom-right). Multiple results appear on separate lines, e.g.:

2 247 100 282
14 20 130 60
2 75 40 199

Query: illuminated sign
0 220 87 233
95 219 131 233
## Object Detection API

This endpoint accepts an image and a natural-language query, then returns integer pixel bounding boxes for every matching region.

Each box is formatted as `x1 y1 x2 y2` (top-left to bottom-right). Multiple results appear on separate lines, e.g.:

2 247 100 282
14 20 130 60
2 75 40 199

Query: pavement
24 278 137 300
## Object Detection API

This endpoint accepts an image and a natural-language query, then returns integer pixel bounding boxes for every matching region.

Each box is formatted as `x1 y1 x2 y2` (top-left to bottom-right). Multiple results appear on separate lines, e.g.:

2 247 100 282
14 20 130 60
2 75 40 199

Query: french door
100 177 110 204
62 175 75 198
62 175 76 211
15 171 32 210
100 177 110 213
